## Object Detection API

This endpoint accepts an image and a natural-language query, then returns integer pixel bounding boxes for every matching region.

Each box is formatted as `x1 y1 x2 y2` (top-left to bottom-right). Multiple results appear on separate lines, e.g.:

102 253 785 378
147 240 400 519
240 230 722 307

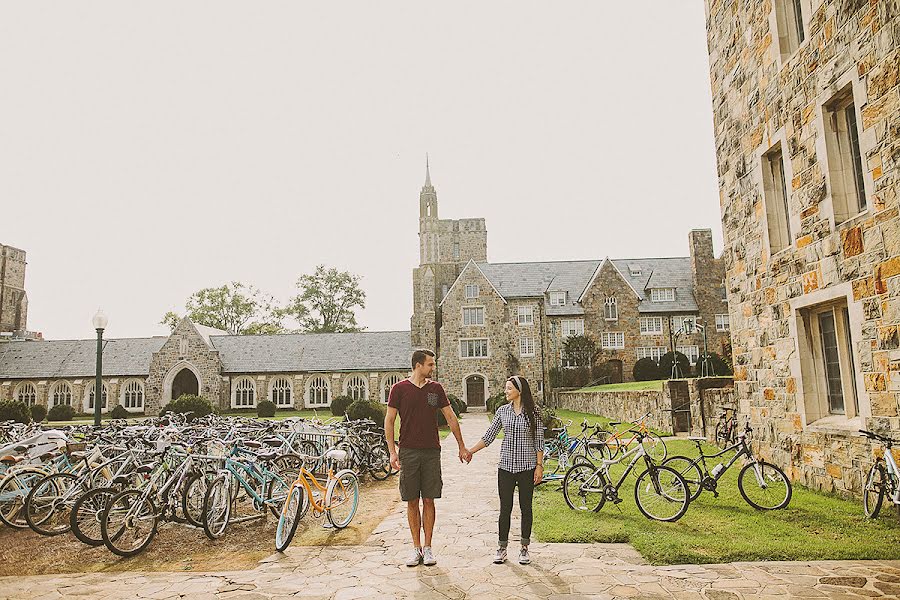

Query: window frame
517 306 534 326
462 306 485 326
640 316 664 335
306 376 331 407
559 319 584 338
121 379 145 412
50 381 73 407
604 296 618 321
636 346 667 362
549 291 567 306
465 284 480 299
519 336 535 357
670 315 697 333
231 377 257 409
823 86 868 224
460 338 490 359
715 314 731 332
650 288 676 302
85 381 108 412
601 332 625 350
762 143 792 253
269 377 293 407
382 374 403 404
14 382 37 407
677 345 700 364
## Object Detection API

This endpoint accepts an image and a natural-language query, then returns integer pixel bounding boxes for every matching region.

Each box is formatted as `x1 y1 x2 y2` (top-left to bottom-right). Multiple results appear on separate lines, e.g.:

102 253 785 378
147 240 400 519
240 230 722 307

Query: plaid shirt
482 403 545 473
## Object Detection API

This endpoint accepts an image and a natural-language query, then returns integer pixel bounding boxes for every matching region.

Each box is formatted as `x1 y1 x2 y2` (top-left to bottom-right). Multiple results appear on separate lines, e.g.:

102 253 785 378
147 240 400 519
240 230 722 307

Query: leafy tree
161 282 284 335
562 334 598 368
284 265 366 333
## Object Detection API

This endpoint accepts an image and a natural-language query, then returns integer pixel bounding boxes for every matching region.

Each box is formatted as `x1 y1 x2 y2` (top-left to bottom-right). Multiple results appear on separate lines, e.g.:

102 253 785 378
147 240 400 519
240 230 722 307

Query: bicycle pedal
613 498 623 504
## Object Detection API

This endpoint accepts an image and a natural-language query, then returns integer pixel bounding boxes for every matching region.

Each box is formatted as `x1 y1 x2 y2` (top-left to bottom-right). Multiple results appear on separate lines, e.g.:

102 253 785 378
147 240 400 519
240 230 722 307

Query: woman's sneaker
519 547 531 565
493 548 507 564
405 548 423 567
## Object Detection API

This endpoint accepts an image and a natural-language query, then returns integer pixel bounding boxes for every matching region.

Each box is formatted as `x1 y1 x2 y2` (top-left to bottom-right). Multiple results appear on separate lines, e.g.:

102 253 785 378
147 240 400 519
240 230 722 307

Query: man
385 349 470 567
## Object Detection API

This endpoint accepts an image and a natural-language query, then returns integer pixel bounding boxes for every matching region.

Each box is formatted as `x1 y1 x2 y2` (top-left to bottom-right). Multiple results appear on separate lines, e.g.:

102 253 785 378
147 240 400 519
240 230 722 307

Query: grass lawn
534 435 900 565
577 380 665 393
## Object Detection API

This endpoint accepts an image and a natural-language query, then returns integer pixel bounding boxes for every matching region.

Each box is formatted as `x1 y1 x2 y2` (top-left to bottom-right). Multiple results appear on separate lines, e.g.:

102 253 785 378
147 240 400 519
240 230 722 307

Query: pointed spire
425 153 432 187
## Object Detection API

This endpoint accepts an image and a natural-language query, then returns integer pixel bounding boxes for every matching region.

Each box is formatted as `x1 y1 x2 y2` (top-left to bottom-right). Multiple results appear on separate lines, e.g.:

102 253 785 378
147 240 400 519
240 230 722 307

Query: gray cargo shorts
398 447 442 501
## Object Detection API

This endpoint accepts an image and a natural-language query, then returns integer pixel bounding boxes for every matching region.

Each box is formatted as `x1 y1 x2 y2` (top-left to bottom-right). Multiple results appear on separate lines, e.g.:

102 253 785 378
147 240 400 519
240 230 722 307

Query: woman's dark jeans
497 467 535 548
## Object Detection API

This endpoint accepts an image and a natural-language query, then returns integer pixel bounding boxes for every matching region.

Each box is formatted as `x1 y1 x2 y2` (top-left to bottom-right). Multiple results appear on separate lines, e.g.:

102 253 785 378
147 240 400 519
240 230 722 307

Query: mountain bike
593 412 667 463
861 429 900 518
715 408 738 446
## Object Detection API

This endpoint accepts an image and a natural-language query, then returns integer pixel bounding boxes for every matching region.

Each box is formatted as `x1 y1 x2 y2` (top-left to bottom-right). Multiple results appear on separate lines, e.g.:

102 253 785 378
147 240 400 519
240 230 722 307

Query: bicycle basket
208 441 227 459
65 442 87 455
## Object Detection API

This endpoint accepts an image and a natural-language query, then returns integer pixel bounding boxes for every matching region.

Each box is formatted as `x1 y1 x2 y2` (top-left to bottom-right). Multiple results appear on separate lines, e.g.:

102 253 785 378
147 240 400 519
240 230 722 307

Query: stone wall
0 244 27 333
146 318 224 413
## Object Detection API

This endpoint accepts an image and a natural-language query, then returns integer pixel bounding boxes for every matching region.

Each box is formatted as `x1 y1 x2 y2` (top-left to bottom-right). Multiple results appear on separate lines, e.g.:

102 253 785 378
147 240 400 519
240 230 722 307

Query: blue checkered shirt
481 403 545 473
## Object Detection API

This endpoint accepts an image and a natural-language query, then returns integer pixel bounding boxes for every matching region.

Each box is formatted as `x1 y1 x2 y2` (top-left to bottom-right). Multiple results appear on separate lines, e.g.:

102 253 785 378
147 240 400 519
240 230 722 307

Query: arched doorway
464 374 486 408
606 360 624 384
171 368 199 401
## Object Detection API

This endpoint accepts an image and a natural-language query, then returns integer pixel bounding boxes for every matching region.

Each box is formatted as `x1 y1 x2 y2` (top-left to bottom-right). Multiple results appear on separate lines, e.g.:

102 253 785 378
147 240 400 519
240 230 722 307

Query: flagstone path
2 414 899 599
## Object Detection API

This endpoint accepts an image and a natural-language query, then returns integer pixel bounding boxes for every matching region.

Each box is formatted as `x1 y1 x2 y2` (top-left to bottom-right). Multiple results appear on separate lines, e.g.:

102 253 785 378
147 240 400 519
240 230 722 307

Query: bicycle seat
242 440 263 449
256 452 278 461
688 436 706 442
325 449 348 462
609 422 621 427
0 455 22 465
262 438 282 447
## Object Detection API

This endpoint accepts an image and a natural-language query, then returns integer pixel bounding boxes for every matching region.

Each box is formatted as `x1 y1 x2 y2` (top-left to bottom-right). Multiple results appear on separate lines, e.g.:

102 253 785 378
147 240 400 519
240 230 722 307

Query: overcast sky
1 1 721 341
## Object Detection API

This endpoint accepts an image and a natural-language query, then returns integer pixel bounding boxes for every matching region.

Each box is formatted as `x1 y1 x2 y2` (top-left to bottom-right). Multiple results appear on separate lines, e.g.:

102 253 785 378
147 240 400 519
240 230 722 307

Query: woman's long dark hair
508 376 539 438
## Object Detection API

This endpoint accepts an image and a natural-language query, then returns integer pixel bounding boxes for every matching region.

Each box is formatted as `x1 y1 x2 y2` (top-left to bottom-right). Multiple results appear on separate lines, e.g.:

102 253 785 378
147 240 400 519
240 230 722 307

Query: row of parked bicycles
0 413 395 557
540 411 794 522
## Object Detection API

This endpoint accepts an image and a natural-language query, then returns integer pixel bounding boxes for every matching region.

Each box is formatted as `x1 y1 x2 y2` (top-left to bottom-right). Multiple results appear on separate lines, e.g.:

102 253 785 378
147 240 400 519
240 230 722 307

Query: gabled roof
0 337 167 379
610 257 699 313
577 258 643 303
439 260 507 307
476 260 599 316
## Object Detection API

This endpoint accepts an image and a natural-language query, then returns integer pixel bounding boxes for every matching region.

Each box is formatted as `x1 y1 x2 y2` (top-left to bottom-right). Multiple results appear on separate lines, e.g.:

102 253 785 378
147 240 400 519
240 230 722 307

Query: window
601 332 625 349
519 337 535 357
270 377 292 407
671 316 697 333
560 319 584 337
122 380 144 410
798 303 859 422
650 288 675 302
50 382 72 407
774 0 805 59
517 306 534 326
465 284 480 299
629 265 642 277
86 382 108 411
460 339 489 358
763 144 792 253
549 291 567 306
715 314 731 332
604 296 618 321
15 382 36 406
640 317 663 335
677 345 700 364
462 306 485 326
637 346 667 362
382 374 402 404
233 377 256 408
824 88 867 223
307 376 330 407
453 242 460 260
345 375 368 401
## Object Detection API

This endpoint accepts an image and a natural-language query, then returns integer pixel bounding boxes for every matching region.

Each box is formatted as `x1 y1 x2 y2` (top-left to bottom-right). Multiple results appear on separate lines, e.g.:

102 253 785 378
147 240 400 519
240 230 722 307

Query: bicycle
542 419 606 481
860 429 900 518
662 423 792 510
593 412 667 463
275 447 359 551
715 409 738 446
562 429 690 522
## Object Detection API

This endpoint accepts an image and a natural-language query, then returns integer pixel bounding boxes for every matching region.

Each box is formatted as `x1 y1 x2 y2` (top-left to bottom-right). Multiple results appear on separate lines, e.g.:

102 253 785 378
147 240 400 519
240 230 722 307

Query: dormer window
629 265 642 277
549 291 567 306
650 288 676 302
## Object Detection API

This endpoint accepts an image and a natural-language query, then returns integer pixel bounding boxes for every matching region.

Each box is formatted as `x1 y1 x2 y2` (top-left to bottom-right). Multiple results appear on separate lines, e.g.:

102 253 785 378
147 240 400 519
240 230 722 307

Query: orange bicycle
595 412 667 462
274 448 359 551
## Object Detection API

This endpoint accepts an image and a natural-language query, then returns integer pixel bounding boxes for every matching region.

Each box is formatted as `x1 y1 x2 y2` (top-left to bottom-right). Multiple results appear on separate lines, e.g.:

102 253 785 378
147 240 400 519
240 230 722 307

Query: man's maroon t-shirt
388 379 450 450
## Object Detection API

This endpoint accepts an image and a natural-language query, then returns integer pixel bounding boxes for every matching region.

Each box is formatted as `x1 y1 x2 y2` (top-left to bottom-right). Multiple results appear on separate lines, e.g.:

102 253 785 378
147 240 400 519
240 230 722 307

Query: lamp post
92 309 108 427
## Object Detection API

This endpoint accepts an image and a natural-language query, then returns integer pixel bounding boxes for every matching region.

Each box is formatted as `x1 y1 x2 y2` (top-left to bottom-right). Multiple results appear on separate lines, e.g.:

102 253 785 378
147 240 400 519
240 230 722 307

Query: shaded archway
171 368 199 401
606 360 624 384
464 374 486 408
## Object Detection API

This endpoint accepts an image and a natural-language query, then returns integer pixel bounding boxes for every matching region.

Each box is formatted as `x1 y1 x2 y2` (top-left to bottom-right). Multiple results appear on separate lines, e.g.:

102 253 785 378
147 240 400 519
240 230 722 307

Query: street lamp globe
92 309 108 331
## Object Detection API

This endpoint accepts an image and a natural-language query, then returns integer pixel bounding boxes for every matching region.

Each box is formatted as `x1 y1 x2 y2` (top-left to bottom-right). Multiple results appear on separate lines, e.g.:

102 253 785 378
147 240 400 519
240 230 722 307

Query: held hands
458 447 473 464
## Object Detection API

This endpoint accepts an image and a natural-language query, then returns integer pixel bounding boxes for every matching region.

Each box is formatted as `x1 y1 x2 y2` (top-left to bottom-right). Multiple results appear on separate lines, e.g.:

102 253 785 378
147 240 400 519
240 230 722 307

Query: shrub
330 395 354 417
346 400 386 425
30 404 48 423
659 352 691 380
633 357 661 381
486 392 507 414
47 404 76 421
438 395 463 427
110 405 130 420
448 393 466 414
160 394 215 420
256 400 277 418
0 401 30 423
694 352 734 377
540 406 563 435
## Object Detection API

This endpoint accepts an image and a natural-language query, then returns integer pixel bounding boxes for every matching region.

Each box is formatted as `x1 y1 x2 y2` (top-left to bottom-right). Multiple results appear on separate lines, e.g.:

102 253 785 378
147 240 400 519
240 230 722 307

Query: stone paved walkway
3 414 900 599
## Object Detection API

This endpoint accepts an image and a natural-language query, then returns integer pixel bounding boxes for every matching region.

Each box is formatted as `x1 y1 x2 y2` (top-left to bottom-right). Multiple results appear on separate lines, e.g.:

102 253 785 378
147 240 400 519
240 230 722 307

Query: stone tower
410 158 487 354
0 244 28 335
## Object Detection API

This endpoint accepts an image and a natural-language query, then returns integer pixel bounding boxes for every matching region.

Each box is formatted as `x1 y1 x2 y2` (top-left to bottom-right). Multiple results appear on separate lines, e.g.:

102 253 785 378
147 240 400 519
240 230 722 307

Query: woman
467 375 544 565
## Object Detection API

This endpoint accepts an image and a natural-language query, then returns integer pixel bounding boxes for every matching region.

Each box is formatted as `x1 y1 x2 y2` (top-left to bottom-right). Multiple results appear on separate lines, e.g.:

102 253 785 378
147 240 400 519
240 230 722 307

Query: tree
562 334 598 368
161 282 284 335
283 265 366 333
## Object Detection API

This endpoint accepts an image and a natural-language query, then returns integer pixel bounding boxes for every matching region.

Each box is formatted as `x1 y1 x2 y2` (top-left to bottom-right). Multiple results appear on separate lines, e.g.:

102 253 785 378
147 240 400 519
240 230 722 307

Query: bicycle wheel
642 433 668 463
368 445 392 481
325 469 359 529
863 463 886 518
662 455 704 502
0 468 47 529
634 465 689 522
562 464 606 512
101 489 158 557
271 454 304 485
737 461 792 510
182 471 215 528
294 440 322 472
264 473 292 518
202 474 233 539
584 433 610 462
71 487 116 546
25 472 79 535
714 421 727 445
275 484 305 552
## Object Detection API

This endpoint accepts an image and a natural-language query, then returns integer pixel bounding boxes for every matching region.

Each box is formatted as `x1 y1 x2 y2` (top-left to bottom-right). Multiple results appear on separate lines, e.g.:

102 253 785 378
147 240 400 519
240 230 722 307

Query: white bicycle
861 429 900 518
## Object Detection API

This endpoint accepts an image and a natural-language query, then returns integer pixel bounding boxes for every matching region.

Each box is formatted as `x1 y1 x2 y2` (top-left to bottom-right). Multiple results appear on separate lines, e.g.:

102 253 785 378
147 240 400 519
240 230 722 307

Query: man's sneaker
518 547 531 565
405 548 423 567
422 546 437 566
493 548 507 564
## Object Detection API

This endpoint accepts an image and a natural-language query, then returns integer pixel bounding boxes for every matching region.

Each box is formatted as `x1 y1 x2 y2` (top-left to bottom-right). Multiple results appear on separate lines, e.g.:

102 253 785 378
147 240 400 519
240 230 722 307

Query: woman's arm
468 411 502 457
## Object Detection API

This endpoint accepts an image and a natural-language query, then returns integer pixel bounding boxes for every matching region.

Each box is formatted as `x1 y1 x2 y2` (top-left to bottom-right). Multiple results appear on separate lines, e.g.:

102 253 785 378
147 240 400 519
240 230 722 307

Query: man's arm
385 406 400 470
440 405 470 463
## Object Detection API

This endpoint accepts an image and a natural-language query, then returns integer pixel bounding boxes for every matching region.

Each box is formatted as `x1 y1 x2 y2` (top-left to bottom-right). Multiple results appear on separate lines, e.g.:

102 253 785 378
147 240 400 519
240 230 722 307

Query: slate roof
0 337 167 379
211 331 412 374
610 257 700 313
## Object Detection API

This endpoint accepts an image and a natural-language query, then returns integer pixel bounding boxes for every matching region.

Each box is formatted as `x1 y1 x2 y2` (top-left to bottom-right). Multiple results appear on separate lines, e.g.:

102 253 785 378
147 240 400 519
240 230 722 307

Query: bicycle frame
581 441 652 493
220 454 286 508
881 446 900 504
692 438 752 482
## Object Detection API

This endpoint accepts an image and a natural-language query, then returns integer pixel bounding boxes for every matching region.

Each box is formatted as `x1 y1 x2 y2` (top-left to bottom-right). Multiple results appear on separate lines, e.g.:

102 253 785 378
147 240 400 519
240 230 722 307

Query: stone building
0 244 28 336
704 0 900 494
0 317 411 415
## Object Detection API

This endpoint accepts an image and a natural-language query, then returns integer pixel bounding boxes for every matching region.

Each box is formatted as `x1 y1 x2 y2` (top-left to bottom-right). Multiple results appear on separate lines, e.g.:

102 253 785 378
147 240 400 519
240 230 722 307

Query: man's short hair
412 349 435 369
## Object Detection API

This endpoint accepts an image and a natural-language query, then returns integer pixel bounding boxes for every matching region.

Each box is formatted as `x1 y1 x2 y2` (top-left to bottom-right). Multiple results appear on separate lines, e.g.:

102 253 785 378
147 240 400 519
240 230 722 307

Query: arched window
307 376 330 407
270 377 292 407
345 375 368 402
382 374 402 404
605 296 618 321
121 380 145 411
232 377 256 408
15 382 37 406
50 382 73 407
86 382 108 411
